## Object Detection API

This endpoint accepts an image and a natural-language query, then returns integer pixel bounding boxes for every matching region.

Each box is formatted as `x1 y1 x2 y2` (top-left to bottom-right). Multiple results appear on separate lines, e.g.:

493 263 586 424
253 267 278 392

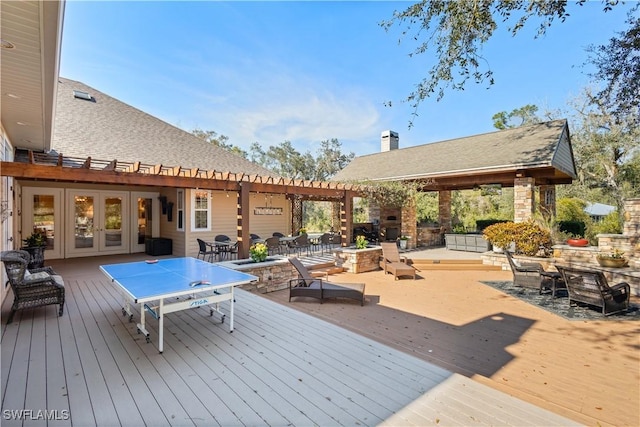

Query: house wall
182 190 290 259
1 125 15 306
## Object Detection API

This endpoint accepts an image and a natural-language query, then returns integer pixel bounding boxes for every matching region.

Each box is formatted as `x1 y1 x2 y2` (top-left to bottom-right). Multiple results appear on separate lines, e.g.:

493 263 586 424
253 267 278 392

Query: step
410 259 501 271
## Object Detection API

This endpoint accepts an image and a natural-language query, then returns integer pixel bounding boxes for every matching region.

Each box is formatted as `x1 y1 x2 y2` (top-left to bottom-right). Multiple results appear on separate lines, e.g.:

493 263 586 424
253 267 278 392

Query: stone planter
399 239 408 250
218 256 294 293
596 257 629 268
333 246 382 273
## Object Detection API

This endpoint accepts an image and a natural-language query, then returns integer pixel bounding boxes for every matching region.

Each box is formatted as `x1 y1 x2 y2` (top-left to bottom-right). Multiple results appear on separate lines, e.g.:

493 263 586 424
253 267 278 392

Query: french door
21 187 64 260
66 190 129 257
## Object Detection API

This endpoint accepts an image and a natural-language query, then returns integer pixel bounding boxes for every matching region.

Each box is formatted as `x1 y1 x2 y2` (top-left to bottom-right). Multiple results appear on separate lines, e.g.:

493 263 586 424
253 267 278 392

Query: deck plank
3 257 587 427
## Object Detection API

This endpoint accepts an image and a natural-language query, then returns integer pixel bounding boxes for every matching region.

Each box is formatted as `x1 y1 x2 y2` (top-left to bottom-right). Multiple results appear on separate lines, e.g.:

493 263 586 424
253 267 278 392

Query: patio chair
289 234 311 257
196 238 216 262
288 257 365 305
1 250 65 324
555 265 630 315
272 232 285 238
319 232 334 254
264 236 282 255
505 251 546 289
379 242 417 280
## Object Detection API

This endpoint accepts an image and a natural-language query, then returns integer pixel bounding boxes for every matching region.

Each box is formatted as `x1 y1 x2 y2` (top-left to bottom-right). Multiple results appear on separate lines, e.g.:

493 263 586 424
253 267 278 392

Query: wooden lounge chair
1 250 65 324
379 242 417 280
288 257 365 305
555 265 630 315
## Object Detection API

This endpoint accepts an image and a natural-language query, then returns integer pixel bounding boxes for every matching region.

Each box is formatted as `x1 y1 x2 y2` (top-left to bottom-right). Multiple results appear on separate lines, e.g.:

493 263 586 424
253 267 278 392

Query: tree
492 104 542 129
566 88 640 220
249 139 354 181
585 11 640 121
191 128 248 158
312 139 355 181
381 0 621 125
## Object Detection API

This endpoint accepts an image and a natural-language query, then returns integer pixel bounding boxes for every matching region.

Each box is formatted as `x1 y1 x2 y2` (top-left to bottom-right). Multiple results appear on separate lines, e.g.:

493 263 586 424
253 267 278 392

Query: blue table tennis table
100 257 257 353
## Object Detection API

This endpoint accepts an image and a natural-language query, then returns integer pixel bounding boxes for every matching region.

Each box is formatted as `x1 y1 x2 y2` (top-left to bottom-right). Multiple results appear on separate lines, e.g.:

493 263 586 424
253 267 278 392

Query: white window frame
190 189 211 232
176 189 185 231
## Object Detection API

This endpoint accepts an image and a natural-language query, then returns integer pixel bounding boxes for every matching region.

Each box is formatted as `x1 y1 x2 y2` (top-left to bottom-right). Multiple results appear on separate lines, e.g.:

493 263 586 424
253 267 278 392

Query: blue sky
60 1 636 157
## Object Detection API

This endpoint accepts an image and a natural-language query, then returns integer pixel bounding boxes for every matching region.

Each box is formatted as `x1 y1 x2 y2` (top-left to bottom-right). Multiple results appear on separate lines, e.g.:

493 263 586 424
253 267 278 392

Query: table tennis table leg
229 286 234 333
158 298 164 353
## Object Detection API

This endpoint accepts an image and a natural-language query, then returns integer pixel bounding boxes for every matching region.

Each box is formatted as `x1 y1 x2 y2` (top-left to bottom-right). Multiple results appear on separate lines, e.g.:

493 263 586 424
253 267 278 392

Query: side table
540 271 566 298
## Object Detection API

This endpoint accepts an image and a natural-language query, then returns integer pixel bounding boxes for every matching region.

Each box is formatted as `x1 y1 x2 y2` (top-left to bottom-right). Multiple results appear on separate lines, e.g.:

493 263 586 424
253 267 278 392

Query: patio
2 253 638 426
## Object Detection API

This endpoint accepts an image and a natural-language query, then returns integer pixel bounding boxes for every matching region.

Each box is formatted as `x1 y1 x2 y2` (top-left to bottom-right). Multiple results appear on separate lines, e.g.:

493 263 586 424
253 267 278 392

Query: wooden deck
1 254 637 426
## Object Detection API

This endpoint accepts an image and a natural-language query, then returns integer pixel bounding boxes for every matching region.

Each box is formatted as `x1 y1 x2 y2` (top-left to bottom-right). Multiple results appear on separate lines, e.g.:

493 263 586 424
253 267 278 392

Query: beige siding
158 188 184 256
248 194 290 238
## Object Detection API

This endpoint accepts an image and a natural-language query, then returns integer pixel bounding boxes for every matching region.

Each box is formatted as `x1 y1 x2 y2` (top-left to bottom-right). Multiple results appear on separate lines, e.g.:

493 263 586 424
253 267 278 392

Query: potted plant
398 235 409 250
566 234 589 247
596 249 628 268
355 235 369 249
249 242 268 263
21 230 47 269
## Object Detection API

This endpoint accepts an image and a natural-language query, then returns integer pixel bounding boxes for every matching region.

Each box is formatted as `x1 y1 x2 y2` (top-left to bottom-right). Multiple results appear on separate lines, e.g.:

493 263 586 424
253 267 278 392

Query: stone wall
219 257 296 294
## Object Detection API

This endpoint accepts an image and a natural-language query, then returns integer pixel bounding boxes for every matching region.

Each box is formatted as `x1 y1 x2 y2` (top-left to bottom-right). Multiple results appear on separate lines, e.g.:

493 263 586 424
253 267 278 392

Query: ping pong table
100 257 257 353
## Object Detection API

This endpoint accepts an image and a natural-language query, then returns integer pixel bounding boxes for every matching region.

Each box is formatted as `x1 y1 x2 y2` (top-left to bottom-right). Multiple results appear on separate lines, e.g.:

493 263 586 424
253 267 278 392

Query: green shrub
475 219 510 232
558 220 586 238
483 220 552 257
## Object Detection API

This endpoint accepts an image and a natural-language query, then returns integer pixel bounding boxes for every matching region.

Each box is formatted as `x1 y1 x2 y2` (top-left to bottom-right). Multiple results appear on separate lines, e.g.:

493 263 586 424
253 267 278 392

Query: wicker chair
556 265 630 315
1 250 65 324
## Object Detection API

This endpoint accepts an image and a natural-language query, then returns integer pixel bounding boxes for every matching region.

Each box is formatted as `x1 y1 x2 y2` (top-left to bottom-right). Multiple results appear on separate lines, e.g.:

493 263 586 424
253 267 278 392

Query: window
191 190 210 231
176 189 184 231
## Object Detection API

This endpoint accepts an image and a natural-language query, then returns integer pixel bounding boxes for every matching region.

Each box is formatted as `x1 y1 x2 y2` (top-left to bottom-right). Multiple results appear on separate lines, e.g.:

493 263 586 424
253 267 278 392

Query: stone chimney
381 130 399 152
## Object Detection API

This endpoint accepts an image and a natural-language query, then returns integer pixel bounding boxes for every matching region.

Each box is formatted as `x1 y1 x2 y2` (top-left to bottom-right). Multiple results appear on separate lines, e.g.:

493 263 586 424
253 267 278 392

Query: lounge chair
555 265 630 315
379 242 417 280
288 257 365 305
1 250 65 324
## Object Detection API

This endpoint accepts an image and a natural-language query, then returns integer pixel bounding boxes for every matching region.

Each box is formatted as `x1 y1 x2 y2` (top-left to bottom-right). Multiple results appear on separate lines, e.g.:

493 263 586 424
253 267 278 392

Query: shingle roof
332 119 573 182
52 78 276 176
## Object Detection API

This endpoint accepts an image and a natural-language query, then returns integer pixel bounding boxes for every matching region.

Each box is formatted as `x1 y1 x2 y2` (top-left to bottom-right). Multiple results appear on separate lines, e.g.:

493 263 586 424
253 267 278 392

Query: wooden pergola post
237 182 251 259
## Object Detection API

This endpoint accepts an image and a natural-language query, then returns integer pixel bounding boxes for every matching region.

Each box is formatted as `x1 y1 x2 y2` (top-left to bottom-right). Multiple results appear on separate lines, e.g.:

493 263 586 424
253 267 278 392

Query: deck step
411 259 501 271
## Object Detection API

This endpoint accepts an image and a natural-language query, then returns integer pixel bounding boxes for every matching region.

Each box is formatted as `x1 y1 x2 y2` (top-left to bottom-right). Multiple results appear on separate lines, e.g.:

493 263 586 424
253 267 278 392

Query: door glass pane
104 197 123 247
74 195 94 248
33 195 55 250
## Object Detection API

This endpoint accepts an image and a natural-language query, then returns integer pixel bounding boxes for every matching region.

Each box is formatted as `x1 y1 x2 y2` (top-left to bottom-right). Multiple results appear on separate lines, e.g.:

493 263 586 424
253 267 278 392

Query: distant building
585 203 616 222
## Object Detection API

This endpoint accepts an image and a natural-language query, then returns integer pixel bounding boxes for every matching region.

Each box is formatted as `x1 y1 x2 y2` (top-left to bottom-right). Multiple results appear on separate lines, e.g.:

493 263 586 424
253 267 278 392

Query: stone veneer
218 256 296 294
514 177 535 223
333 246 383 273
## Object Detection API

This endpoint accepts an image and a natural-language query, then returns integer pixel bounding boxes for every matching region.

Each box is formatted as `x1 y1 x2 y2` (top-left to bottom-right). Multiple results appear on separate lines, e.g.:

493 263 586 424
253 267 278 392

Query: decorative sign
254 207 282 216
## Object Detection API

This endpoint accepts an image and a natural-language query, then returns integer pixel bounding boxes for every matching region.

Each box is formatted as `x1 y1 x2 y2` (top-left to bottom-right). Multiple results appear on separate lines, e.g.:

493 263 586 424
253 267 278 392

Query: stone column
438 190 452 232
401 201 417 249
514 177 535 223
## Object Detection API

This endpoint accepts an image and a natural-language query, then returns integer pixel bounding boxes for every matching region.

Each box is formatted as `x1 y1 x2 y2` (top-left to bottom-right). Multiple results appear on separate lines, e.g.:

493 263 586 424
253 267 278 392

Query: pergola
0 151 362 259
